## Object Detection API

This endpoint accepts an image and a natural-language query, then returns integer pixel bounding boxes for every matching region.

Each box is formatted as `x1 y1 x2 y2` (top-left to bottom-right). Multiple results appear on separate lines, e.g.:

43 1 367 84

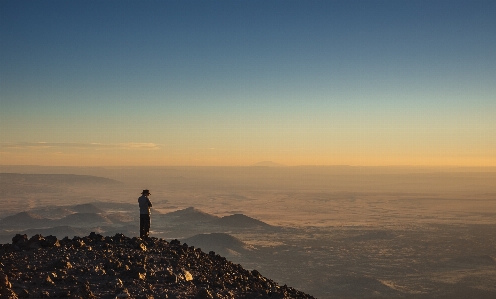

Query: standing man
138 189 153 238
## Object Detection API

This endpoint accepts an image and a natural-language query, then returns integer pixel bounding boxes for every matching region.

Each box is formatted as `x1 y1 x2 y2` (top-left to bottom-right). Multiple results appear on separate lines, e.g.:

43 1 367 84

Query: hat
141 189 151 195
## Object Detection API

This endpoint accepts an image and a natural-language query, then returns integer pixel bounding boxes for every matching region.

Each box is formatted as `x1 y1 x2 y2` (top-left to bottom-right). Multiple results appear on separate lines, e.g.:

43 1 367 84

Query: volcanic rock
0 233 315 298
0 271 18 299
20 225 87 240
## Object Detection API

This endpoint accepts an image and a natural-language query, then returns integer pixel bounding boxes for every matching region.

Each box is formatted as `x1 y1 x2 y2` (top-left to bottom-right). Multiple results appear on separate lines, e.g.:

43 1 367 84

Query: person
138 189 153 238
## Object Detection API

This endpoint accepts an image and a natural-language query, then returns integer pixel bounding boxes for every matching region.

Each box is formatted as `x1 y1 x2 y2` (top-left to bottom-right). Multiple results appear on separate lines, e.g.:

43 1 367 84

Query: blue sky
1 0 495 166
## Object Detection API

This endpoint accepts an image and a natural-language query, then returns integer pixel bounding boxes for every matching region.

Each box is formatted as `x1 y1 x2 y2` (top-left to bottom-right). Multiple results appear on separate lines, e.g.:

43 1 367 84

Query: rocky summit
0 233 315 299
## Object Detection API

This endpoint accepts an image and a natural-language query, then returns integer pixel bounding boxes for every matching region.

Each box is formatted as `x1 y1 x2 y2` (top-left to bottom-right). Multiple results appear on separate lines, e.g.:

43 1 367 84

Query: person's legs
140 214 146 238
144 214 151 237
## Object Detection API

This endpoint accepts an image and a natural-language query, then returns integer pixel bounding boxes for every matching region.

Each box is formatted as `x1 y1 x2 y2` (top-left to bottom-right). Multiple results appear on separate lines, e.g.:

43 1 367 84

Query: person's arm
148 199 152 207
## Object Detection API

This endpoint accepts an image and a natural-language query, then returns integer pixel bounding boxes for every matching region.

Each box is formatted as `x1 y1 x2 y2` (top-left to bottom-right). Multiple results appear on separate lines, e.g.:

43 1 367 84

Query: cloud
122 143 160 149
0 142 161 150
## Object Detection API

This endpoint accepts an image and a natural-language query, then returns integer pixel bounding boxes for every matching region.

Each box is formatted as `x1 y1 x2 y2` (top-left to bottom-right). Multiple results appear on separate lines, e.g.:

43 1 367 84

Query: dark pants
140 214 151 238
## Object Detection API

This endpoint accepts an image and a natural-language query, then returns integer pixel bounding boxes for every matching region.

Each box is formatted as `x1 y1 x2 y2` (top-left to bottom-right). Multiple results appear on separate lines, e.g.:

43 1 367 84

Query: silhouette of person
138 189 153 238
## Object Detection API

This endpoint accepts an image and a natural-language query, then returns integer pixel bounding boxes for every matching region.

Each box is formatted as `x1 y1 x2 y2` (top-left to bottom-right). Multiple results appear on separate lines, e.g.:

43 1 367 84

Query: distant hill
213 214 272 228
71 203 104 214
0 212 51 228
184 233 246 248
29 207 74 219
105 212 135 224
0 173 121 186
55 213 112 227
162 208 272 229
183 233 253 256
90 202 137 212
164 207 220 223
251 161 286 167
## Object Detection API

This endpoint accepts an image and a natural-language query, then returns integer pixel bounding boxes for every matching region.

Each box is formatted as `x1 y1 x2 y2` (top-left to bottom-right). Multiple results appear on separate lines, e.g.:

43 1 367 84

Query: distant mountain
29 207 74 219
0 173 121 186
71 203 104 214
183 233 253 256
0 212 51 228
164 207 220 223
213 214 271 228
105 212 135 224
0 210 112 230
55 213 112 227
0 233 13 244
90 202 136 212
251 161 286 167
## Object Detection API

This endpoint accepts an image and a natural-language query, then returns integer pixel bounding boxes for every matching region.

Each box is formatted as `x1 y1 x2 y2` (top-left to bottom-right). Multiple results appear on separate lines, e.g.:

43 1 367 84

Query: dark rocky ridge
0 233 315 299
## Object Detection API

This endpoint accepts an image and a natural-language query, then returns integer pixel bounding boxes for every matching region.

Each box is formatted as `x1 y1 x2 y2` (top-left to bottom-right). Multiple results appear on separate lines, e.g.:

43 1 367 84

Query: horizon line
2 164 496 169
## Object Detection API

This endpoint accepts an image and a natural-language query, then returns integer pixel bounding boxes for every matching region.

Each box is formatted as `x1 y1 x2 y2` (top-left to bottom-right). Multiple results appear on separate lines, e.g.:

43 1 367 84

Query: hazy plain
1 165 495 298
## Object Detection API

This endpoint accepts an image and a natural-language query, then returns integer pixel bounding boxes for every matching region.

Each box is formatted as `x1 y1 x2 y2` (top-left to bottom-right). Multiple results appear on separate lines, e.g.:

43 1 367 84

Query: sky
1 0 495 167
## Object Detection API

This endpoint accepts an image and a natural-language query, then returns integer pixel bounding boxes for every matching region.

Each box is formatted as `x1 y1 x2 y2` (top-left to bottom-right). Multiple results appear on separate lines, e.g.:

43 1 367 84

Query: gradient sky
1 0 495 166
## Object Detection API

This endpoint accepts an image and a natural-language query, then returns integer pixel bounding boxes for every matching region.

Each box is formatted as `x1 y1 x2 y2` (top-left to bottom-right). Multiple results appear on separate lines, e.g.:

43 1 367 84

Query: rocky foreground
0 233 315 299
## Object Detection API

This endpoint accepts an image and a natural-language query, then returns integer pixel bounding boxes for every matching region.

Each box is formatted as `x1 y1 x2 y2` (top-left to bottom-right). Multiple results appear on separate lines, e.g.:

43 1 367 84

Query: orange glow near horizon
1 147 495 167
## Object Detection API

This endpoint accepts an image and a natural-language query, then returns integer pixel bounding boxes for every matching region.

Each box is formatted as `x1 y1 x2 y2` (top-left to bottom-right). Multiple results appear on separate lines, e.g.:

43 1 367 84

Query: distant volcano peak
251 161 286 167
